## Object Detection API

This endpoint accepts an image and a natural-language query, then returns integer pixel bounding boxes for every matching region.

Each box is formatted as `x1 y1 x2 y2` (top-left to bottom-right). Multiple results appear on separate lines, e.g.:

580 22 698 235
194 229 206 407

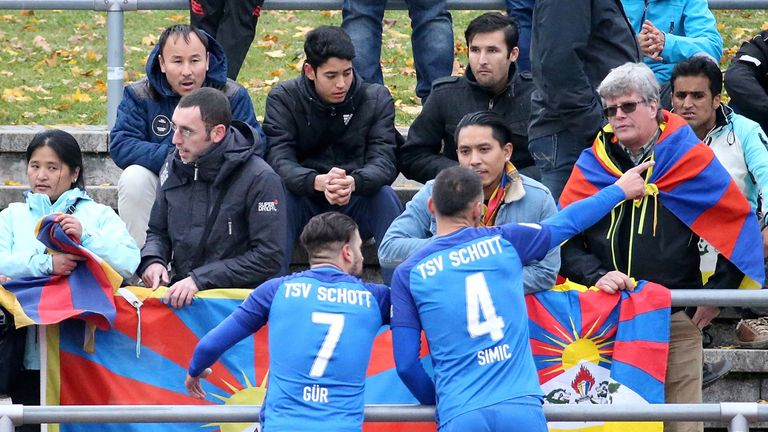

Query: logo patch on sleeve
152 115 172 137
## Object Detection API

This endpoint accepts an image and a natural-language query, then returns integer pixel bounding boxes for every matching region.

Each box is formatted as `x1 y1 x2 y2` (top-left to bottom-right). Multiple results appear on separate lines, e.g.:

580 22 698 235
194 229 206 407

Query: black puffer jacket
264 72 398 197
139 121 286 289
398 64 535 184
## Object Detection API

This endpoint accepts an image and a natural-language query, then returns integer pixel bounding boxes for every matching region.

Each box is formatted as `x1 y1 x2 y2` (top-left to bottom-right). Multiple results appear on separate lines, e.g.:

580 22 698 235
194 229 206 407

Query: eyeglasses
602 100 646 117
170 122 196 138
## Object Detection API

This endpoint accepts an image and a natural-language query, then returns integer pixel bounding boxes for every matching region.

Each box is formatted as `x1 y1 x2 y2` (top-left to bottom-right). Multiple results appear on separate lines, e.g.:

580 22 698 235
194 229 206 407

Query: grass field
0 8 766 126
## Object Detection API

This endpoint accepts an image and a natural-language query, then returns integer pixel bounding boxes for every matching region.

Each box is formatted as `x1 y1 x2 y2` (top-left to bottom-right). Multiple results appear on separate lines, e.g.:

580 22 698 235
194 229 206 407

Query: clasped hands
315 167 355 206
638 20 666 61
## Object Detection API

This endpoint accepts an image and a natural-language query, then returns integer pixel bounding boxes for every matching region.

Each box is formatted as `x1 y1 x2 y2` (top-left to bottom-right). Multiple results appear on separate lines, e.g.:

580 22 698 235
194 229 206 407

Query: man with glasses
559 62 763 432
138 87 285 308
110 25 264 248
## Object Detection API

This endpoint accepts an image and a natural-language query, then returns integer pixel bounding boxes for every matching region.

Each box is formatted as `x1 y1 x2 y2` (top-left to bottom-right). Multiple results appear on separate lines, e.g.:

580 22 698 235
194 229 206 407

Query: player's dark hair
26 129 85 190
465 12 519 53
454 111 513 149
300 212 359 261
432 166 483 217
671 55 723 97
177 87 232 131
304 26 356 69
158 25 209 57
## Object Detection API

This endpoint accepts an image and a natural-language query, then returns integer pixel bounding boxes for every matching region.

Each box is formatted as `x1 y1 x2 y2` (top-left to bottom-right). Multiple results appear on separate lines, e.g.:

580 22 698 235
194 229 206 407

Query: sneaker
736 317 768 348
703 358 732 389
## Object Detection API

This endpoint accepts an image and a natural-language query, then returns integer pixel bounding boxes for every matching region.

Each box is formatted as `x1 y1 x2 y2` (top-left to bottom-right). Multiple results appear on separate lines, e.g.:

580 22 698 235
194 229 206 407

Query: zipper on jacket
194 163 199 181
228 218 232 236
488 99 495 110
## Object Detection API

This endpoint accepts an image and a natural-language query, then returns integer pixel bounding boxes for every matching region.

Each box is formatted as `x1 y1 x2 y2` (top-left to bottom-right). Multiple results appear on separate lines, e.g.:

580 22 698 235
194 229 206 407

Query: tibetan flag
560 110 765 286
45 288 434 432
526 280 671 432
0 214 121 330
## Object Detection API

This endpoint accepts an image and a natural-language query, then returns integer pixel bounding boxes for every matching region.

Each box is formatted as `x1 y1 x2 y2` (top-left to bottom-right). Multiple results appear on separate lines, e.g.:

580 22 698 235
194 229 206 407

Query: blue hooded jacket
109 33 264 174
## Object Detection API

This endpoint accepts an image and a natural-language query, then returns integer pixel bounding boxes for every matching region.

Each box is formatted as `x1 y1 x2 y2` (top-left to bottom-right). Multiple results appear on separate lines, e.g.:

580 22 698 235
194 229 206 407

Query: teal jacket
622 0 723 83
0 187 140 279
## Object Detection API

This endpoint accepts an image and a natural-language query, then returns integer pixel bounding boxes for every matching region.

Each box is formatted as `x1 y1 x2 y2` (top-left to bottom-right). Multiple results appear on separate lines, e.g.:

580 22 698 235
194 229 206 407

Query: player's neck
435 218 474 237
309 261 344 272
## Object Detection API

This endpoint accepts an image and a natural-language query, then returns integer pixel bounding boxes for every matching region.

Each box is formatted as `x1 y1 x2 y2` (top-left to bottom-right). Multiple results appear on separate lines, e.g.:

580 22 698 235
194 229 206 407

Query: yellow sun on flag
540 316 614 375
205 370 269 432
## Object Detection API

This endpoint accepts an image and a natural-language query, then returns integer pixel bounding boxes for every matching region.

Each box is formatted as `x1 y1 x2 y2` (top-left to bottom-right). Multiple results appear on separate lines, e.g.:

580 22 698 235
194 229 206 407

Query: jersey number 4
309 312 345 378
466 272 505 341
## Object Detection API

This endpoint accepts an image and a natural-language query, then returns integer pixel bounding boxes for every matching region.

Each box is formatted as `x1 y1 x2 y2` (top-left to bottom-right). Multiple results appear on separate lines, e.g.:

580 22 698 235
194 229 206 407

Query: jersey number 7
466 272 505 341
309 312 345 377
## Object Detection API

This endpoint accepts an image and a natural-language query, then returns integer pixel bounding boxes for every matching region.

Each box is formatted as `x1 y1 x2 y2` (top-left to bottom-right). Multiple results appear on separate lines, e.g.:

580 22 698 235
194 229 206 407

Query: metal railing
0 403 766 432
0 289 767 430
0 0 766 127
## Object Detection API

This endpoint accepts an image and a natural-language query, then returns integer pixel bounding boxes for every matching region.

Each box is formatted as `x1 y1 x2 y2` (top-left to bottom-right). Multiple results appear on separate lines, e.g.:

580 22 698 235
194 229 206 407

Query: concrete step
0 125 423 210
704 348 768 430
0 125 118 186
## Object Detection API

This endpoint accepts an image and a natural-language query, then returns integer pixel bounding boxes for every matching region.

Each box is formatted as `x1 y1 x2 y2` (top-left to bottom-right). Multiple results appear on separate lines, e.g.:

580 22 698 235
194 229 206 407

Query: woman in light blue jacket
0 129 139 410
0 129 139 279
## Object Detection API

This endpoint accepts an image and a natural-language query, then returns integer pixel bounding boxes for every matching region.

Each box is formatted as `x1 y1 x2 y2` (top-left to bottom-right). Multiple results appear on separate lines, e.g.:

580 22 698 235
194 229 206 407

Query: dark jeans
189 0 264 80
283 186 404 283
342 0 454 101
10 370 40 432
528 129 589 202
505 0 533 74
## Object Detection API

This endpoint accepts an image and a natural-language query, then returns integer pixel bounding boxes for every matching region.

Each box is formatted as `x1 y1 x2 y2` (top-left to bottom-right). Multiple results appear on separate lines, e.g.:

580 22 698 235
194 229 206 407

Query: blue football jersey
391 224 550 426
233 266 390 432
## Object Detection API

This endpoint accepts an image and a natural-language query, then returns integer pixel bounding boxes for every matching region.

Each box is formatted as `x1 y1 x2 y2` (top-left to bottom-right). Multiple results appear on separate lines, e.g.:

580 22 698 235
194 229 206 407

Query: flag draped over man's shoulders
0 214 121 329
559 110 765 285
527 280 671 432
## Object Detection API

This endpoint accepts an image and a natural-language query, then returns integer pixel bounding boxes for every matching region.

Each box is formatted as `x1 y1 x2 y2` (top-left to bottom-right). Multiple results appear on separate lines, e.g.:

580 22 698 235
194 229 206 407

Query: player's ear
427 197 436 216
471 200 483 223
341 242 353 263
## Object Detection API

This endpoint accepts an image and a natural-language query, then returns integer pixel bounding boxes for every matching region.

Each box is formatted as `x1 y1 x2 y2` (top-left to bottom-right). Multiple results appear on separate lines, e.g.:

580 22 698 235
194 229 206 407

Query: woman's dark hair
26 129 85 190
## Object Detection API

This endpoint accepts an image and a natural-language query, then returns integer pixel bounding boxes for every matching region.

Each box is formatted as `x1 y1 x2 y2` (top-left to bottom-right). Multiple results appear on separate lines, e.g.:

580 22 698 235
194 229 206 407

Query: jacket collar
26 187 91 216
298 70 361 115
166 121 257 187
503 164 526 203
464 63 519 97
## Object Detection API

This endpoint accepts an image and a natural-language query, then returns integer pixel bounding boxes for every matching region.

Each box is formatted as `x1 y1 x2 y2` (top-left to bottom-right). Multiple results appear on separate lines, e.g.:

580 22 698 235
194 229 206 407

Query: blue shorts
439 396 547 432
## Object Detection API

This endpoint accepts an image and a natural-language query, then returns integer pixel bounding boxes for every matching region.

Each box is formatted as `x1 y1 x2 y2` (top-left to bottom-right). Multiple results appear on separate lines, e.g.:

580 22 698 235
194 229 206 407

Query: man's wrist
314 174 327 192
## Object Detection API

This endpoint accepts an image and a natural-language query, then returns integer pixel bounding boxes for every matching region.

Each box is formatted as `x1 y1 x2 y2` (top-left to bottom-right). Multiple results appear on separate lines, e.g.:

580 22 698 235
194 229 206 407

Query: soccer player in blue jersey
391 164 651 431
185 212 390 431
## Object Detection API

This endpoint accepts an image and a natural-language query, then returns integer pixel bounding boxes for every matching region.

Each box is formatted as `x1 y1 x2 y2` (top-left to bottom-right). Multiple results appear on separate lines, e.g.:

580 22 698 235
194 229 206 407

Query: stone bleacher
1 125 767 430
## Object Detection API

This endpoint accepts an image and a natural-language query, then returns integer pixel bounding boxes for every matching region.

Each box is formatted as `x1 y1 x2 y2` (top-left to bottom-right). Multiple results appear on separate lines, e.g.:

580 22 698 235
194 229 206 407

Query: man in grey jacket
138 88 286 308
528 0 639 201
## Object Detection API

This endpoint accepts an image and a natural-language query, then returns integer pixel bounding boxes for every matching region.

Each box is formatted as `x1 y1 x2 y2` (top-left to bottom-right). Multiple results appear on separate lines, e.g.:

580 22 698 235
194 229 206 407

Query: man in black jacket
560 63 759 432
725 30 768 134
138 87 286 308
264 26 402 279
398 12 536 184
528 0 640 201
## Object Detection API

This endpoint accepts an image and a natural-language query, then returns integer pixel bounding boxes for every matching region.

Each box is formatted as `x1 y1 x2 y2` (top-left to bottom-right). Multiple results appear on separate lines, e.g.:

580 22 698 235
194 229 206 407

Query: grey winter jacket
139 121 286 289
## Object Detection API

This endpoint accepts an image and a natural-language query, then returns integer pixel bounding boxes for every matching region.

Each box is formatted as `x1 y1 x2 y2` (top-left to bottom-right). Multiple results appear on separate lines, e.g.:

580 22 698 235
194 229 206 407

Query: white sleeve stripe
738 54 762 67
518 222 542 230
